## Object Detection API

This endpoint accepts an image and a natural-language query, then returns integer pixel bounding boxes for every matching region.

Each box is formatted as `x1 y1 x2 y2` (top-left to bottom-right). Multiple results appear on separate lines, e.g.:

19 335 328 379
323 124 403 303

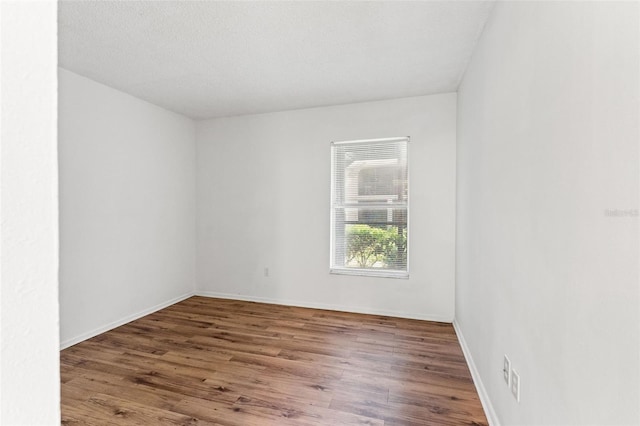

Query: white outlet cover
503 355 511 385
511 369 520 402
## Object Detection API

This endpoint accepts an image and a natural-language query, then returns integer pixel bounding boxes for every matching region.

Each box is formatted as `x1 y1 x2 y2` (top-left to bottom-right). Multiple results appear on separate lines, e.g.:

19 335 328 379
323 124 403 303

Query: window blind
330 137 409 278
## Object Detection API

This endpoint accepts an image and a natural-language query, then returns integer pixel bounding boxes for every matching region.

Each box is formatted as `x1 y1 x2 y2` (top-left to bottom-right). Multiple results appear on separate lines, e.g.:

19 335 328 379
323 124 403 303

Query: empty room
1 0 638 425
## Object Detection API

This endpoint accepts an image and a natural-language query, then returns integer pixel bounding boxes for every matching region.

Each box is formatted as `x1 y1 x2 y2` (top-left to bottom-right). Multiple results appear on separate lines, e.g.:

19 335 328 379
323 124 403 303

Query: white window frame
330 136 410 279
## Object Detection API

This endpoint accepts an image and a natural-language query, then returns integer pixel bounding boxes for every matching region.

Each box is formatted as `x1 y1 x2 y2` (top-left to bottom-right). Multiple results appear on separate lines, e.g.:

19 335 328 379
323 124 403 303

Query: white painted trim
332 136 409 145
59 291 195 350
453 319 500 426
195 291 452 323
329 268 409 279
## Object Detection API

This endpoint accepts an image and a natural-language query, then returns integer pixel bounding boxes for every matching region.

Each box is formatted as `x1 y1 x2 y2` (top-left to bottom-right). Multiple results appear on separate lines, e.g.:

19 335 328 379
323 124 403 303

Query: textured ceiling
59 1 495 119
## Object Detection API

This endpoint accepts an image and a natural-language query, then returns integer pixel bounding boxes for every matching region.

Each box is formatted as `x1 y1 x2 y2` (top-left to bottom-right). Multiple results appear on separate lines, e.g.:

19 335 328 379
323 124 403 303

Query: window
330 137 409 278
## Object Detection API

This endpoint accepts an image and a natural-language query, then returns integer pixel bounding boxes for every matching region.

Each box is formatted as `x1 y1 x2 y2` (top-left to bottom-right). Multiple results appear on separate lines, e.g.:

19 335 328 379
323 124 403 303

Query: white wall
0 1 60 424
58 69 196 348
456 2 639 425
197 94 456 321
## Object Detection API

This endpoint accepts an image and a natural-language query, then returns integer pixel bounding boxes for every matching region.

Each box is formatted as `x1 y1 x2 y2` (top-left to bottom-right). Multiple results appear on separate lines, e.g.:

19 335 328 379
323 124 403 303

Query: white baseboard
453 319 500 426
195 290 452 323
60 291 195 350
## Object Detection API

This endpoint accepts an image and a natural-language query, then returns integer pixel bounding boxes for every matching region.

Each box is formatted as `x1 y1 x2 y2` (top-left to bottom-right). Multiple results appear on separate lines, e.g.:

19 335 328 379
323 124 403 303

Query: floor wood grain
61 296 488 425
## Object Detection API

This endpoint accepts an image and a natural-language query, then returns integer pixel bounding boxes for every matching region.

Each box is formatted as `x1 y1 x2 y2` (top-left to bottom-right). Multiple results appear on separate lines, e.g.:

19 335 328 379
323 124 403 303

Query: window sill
330 268 409 279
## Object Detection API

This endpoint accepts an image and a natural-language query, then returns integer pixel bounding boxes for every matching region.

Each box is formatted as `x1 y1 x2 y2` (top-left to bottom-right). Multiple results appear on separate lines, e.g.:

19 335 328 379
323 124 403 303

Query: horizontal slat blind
330 137 409 277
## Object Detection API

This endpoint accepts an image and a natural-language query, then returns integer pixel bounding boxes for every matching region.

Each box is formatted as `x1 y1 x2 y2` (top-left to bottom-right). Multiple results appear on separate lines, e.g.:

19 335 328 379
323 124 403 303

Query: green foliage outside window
346 224 407 269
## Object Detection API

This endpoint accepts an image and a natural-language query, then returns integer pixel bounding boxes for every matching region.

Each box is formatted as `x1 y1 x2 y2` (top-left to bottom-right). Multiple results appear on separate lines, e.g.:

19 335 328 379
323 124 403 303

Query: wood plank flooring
61 296 488 425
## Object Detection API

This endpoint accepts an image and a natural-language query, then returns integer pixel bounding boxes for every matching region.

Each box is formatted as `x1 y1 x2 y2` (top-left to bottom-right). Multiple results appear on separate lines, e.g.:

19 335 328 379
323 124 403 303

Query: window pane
332 207 407 271
332 140 408 206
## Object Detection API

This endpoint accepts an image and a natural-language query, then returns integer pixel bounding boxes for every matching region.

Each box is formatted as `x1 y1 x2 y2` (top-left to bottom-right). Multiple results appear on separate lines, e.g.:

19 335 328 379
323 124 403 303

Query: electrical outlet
511 369 520 402
503 355 511 385
264 267 269 277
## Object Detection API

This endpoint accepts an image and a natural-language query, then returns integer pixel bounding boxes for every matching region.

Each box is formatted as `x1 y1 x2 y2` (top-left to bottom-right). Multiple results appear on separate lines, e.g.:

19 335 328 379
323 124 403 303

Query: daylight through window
330 137 409 278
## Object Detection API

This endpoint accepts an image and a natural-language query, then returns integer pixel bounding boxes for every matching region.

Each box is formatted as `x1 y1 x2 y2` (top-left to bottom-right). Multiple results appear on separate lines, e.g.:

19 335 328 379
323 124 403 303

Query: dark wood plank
61 296 488 425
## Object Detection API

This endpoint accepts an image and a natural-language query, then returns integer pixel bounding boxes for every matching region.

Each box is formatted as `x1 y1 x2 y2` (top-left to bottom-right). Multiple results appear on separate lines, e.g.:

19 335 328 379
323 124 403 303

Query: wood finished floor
61 297 488 425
